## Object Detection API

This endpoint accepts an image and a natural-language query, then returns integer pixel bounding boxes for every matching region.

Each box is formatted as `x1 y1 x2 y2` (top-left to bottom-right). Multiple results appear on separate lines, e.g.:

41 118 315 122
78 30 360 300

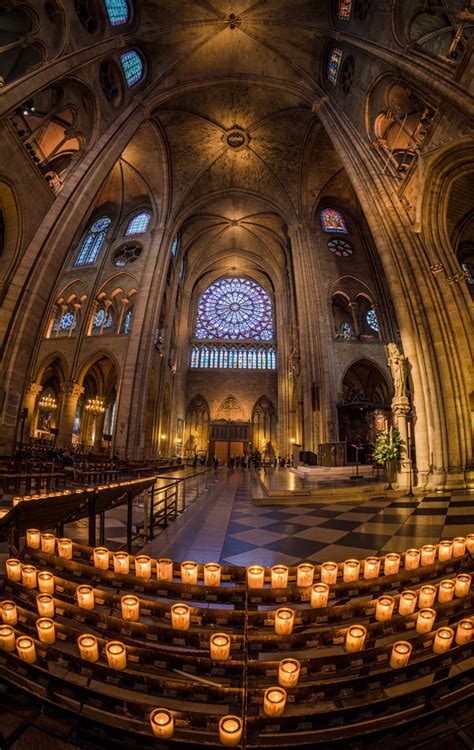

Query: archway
76 356 118 452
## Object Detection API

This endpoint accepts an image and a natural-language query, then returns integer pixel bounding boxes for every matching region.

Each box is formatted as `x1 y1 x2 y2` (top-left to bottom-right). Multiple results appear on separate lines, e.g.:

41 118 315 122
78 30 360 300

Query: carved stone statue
386 343 407 400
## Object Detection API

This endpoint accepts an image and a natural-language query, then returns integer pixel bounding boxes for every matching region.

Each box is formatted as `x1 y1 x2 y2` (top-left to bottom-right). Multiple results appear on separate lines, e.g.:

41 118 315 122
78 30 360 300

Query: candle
41 533 55 554
383 553 400 576
0 625 15 652
157 558 173 581
204 563 221 587
274 608 295 635
57 538 73 559
420 545 436 566
93 547 110 570
6 559 22 582
438 579 455 604
271 565 289 589
345 625 367 652
321 561 338 585
433 626 454 654
171 603 191 630
390 640 412 668
375 595 395 622
455 619 473 645
404 548 420 571
36 617 55 644
36 593 54 618
310 582 329 608
121 595 139 621
247 565 265 588
416 608 436 633
455 574 471 598
438 540 453 562
418 585 436 608
466 534 474 553
21 565 37 589
113 552 129 575
16 636 36 663
181 561 198 585
297 563 314 587
398 590 418 615
210 633 231 660
135 555 152 579
278 658 301 688
343 559 360 583
38 571 54 594
263 687 287 717
452 537 466 557
26 529 41 549
1 601 17 625
76 585 94 610
77 633 99 662
364 557 380 580
219 716 242 746
150 708 174 739
105 641 127 670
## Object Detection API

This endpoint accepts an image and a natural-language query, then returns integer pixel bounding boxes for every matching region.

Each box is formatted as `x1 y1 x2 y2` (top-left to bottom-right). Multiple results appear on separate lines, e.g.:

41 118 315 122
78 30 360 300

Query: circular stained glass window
328 238 353 257
366 308 379 332
195 277 273 341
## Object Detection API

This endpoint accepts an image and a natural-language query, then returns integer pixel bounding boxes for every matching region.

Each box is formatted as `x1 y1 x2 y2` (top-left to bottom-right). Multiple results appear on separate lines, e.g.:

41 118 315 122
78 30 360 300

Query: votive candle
271 565 289 589
0 625 15 652
433 626 454 654
452 537 466 557
364 557 380 580
6 559 22 582
93 547 110 570
375 595 395 622
421 545 436 566
321 562 338 585
274 608 295 635
36 617 55 644
1 601 17 625
41 533 55 554
57 538 73 559
455 574 471 598
38 571 54 594
297 563 314 587
455 619 473 645
416 608 436 633
181 561 198 585
121 595 139 621
36 593 54 618
466 534 474 553
77 585 94 610
438 579 455 604
106 641 127 670
113 552 129 575
418 585 436 608
404 548 420 571
438 540 453 562
26 529 41 549
210 633 231 660
263 687 287 717
383 553 400 576
16 636 36 663
247 565 265 588
150 708 174 739
219 716 242 746
390 640 412 668
77 633 99 662
21 565 37 589
343 559 360 583
204 563 221 587
135 555 152 579
399 590 418 615
345 625 367 652
311 582 329 608
171 603 191 630
157 558 173 581
278 658 301 688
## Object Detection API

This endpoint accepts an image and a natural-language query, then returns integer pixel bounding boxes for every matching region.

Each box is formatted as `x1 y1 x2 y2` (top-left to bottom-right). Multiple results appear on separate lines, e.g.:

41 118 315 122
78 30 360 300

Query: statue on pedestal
386 343 407 400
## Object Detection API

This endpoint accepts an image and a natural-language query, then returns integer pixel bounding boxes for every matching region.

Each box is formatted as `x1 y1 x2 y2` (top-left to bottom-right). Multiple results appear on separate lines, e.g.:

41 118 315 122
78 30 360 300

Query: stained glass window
321 208 347 233
75 216 111 265
190 344 276 369
125 212 150 235
328 238 353 256
209 347 219 368
229 348 238 368
52 311 76 332
327 47 343 85
191 346 200 368
337 0 352 20
171 234 179 256
92 308 113 330
104 0 129 25
120 50 143 88
195 277 273 341
121 309 133 334
366 308 379 332
341 321 354 338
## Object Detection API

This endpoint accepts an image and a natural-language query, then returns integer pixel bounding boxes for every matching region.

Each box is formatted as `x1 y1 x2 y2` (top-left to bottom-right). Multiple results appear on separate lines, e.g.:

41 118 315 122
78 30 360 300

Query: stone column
392 396 412 492
57 381 84 449
22 382 43 439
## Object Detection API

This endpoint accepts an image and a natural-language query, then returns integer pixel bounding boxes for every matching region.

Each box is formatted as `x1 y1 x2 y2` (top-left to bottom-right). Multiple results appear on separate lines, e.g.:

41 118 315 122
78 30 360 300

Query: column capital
61 381 84 399
25 381 43 397
391 396 410 416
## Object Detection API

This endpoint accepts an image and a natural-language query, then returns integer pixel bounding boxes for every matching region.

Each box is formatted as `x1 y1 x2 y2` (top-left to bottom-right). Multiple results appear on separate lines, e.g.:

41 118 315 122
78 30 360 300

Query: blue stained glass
268 347 276 369
248 348 257 369
190 344 276 369
191 346 200 368
75 216 111 265
120 50 143 88
121 309 133 334
229 348 238 368
327 48 343 85
53 311 76 332
238 348 247 368
104 0 129 26
342 321 354 338
126 211 150 235
171 234 179 256
201 347 209 367
366 308 379 332
93 308 113 329
195 277 273 341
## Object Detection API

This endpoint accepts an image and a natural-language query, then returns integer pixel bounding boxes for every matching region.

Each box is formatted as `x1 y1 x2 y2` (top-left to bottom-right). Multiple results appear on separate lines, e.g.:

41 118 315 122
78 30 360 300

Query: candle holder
210 633 231 660
452 537 466 557
171 603 191 630
278 658 301 688
57 538 73 559
41 533 56 554
416 608 436 634
36 617 55 644
420 545 436 566
0 625 16 652
297 563 314 587
390 640 412 668
113 552 130 575
219 715 242 746
135 555 152 579
438 579 455 604
106 640 127 670
181 561 198 585
438 540 453 562
433 626 454 654
271 565 289 589
343 559 360 583
398 590 418 615
455 573 471 598
310 582 329 608
466 534 474 553
93 547 110 570
404 548 420 571
247 565 265 588
321 561 338 585
263 686 287 717
6 559 22 582
157 558 173 581
76 585 95 610
345 624 367 652
383 553 400 576
375 595 395 622
274 608 295 635
16 636 36 663
418 585 436 608
36 593 54 618
204 563 221 587
21 565 37 589
26 529 41 549
78 633 99 662
150 708 175 739
37 571 54 594
455 619 473 645
121 595 139 621
1 601 17 625
364 557 380 580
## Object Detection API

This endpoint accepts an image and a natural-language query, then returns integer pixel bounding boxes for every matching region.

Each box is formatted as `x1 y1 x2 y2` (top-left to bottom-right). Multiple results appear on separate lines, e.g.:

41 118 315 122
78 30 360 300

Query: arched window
120 308 133 334
341 321 354 339
171 233 180 256
337 0 352 20
209 347 219 368
91 307 113 334
52 311 77 336
327 48 343 85
104 0 129 26
229 347 238 368
75 216 111 266
268 347 276 369
191 346 200 368
321 208 347 233
125 211 150 235
120 50 143 87
201 346 209 367
366 308 379 332
195 277 273 341
248 348 257 369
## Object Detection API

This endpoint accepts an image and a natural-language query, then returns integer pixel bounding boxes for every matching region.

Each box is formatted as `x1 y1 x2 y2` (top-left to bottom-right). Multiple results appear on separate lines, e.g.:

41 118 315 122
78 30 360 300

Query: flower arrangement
373 427 402 466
